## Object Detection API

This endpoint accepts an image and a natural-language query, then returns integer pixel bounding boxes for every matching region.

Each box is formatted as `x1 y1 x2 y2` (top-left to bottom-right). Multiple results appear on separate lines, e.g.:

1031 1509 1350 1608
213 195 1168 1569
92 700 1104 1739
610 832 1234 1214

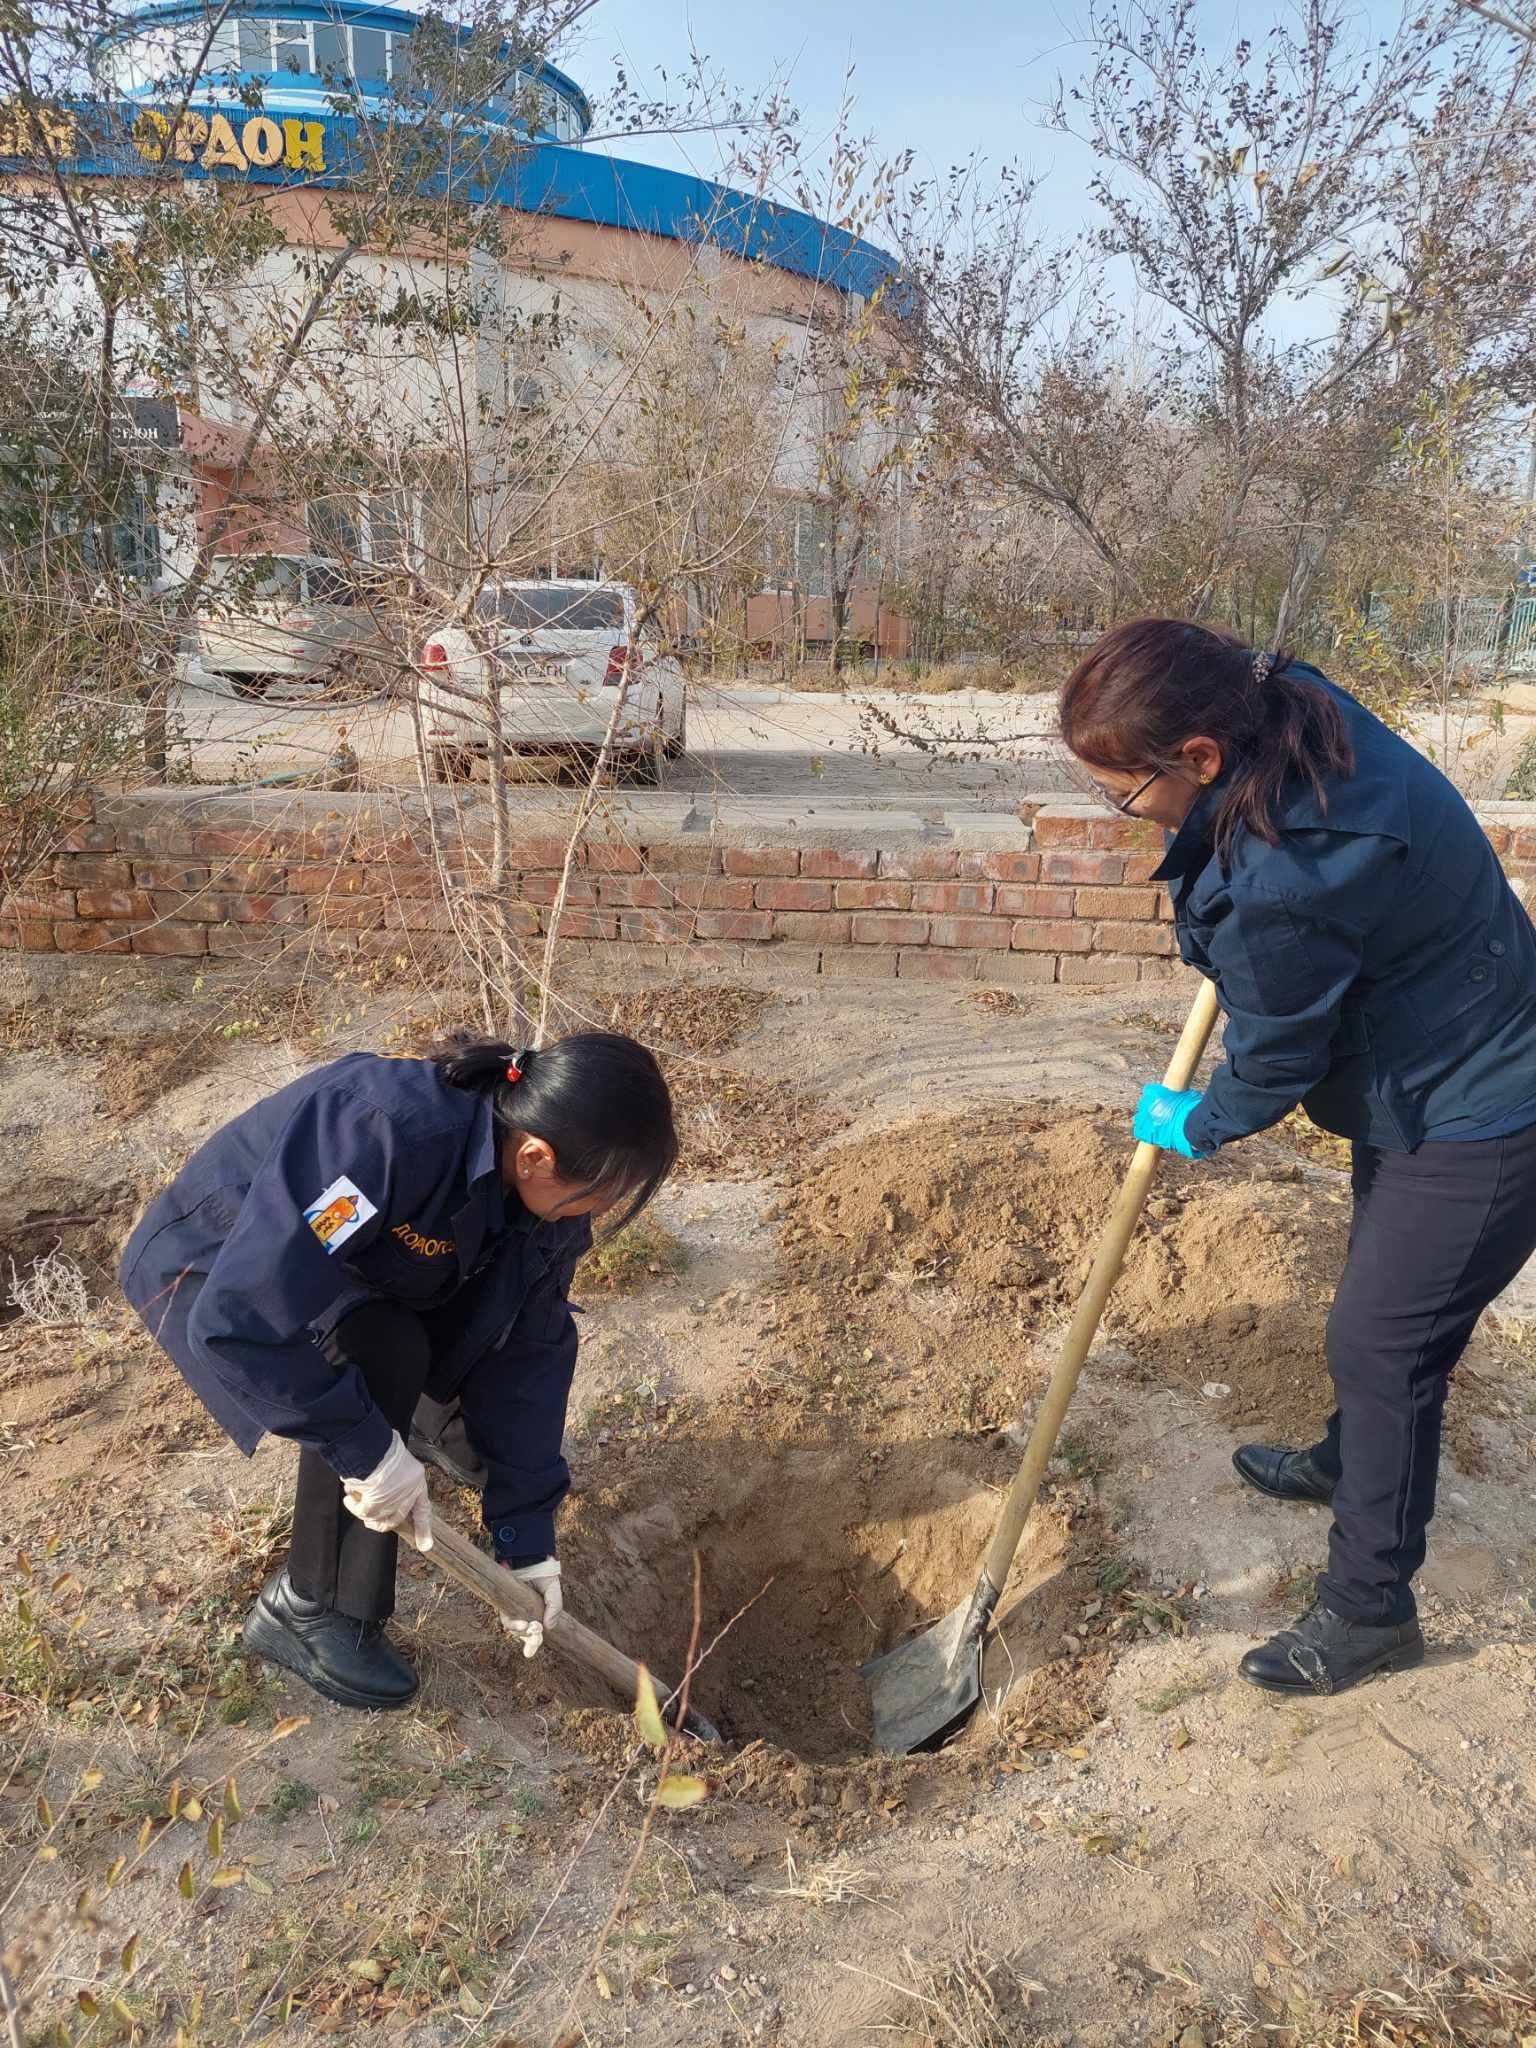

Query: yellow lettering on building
282 118 326 172
171 111 208 163
0 99 79 159
200 112 246 170
131 107 170 162
242 115 284 167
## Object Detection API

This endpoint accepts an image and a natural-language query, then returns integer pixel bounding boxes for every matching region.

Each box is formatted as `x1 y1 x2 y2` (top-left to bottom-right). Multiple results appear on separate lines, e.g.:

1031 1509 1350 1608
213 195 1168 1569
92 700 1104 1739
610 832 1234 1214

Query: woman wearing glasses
1060 618 1536 1696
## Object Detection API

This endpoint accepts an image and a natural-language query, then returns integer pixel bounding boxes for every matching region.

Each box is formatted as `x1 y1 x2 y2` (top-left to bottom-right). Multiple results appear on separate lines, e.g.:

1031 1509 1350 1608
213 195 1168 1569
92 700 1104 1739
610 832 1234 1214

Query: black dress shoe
409 1395 487 1491
1238 1601 1424 1696
1232 1443 1337 1504
243 1569 419 1711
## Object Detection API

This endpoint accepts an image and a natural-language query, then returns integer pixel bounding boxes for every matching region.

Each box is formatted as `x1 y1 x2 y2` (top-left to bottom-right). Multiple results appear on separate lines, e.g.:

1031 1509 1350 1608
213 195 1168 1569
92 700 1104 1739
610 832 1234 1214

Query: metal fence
1365 594 1536 675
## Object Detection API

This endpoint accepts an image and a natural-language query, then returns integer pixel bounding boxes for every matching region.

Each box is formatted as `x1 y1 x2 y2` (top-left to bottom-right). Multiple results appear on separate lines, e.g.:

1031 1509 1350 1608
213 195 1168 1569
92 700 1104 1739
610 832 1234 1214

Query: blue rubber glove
1133 1083 1211 1158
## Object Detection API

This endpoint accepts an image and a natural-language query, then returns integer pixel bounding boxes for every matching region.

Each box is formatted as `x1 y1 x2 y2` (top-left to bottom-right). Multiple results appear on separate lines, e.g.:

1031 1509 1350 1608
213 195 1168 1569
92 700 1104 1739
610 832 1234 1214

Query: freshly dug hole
557 1438 1078 1762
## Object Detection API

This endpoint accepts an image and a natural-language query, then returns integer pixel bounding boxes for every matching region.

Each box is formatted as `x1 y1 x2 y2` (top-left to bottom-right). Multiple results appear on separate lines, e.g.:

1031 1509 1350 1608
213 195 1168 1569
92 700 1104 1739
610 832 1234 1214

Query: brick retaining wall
7 790 1536 987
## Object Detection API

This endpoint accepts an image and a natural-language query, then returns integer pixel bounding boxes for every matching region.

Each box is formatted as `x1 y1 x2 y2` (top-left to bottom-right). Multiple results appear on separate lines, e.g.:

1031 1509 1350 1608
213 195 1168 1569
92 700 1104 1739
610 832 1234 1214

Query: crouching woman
120 1032 677 1710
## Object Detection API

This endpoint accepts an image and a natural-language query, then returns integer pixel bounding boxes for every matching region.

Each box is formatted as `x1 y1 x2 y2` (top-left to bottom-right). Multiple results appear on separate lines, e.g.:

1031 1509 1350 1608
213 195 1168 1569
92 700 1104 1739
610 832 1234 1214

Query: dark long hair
431 1030 677 1232
1059 619 1354 858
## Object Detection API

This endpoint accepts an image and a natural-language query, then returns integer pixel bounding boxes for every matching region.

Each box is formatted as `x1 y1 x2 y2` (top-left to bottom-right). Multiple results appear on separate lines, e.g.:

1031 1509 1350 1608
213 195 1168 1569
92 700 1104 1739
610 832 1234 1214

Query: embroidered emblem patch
392 1221 456 1258
303 1176 377 1253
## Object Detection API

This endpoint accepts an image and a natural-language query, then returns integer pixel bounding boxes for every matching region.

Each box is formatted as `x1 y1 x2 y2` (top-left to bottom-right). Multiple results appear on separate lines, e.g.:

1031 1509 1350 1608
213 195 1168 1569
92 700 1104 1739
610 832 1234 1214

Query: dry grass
598 978 770 1057
759 1843 888 1908
5 1247 96 1325
578 1215 687 1293
838 1936 1049 2047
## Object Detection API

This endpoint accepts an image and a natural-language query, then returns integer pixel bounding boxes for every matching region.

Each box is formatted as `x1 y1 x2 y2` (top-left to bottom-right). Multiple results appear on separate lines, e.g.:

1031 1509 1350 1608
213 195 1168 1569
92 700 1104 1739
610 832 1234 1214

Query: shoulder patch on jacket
303 1177 378 1253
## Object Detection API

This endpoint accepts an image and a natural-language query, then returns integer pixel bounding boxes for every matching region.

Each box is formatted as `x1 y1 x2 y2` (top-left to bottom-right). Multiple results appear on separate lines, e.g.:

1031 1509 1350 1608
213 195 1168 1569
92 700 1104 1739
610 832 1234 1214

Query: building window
237 18 270 69
312 20 347 78
350 26 388 80
273 20 310 74
389 34 414 89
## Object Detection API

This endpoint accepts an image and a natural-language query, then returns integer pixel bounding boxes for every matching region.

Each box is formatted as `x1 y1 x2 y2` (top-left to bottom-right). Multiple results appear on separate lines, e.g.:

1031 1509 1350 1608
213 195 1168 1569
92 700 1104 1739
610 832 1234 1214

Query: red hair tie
505 1046 534 1085
505 1062 522 1083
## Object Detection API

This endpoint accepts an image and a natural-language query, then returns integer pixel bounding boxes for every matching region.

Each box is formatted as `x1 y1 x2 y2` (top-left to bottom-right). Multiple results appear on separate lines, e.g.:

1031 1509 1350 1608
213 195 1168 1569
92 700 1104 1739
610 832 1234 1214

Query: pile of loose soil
774 1109 1352 1444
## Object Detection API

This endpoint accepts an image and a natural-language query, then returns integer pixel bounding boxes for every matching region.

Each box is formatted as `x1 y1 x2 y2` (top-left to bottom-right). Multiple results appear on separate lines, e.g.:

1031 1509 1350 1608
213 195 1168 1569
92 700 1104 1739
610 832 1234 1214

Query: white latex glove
342 1430 433 1551
499 1558 562 1659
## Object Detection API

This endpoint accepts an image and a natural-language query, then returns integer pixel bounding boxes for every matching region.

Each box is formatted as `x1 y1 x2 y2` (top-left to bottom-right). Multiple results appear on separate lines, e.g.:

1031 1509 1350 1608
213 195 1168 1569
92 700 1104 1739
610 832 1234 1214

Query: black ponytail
431 1030 678 1232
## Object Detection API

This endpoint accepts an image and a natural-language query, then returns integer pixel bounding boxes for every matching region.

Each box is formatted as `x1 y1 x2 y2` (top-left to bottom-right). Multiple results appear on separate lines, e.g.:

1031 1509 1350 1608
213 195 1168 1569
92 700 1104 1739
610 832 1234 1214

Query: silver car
196 555 398 699
416 578 688 782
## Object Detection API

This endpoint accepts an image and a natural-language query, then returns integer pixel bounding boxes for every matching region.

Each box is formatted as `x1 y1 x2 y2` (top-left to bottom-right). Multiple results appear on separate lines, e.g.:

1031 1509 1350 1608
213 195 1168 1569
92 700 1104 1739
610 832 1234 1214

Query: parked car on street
416 579 687 783
195 555 401 699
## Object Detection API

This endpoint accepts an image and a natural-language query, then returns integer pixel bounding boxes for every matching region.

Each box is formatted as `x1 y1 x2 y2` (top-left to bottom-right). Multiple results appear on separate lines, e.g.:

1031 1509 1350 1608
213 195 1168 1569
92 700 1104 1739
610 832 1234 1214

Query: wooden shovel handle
980 975 1223 1597
424 1517 659 1706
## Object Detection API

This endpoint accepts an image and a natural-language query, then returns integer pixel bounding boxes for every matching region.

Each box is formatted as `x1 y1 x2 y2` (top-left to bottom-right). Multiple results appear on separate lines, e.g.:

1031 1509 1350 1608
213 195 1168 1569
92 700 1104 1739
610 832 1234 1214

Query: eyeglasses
1112 767 1164 816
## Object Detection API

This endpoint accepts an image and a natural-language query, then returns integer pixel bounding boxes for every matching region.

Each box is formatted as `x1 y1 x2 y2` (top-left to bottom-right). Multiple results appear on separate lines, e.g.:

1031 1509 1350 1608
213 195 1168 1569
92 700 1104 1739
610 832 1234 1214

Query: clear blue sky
570 0 1415 249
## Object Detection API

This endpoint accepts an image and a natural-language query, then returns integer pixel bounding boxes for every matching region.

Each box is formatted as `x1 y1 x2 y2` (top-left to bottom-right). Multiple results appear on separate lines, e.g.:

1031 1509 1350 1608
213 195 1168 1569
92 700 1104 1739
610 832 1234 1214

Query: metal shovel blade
859 1580 995 1756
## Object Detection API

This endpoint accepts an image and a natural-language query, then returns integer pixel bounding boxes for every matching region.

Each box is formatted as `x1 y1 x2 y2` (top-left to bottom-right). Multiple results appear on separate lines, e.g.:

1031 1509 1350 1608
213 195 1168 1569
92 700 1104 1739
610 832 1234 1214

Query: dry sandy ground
3 952 1536 2048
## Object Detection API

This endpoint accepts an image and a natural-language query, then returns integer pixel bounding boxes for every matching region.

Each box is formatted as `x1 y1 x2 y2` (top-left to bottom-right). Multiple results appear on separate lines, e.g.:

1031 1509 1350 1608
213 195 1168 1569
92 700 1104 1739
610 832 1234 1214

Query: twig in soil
1 1951 26 2048
841 1575 882 1639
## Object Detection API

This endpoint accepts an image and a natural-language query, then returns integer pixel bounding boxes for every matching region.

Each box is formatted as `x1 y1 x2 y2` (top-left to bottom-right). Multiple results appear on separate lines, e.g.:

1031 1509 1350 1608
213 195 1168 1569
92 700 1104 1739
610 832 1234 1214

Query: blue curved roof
69 0 899 296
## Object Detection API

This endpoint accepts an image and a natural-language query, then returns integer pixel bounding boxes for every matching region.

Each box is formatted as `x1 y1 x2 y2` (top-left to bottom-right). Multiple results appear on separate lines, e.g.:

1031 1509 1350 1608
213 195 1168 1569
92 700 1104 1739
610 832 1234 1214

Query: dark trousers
1312 1124 1536 1625
288 1303 432 1623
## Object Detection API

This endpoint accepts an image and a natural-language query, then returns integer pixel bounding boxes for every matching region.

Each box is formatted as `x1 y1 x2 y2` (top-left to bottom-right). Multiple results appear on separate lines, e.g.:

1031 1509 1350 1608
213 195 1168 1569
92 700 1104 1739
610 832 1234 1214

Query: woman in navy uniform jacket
121 1032 676 1710
1060 619 1536 1696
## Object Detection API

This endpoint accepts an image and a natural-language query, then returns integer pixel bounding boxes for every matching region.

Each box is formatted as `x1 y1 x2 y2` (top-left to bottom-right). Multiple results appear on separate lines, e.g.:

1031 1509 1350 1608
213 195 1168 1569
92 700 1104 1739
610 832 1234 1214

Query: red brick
1059 955 1140 987
956 850 1041 882
1483 823 1512 855
556 910 617 940
4 888 76 919
56 823 118 854
504 838 574 871
983 953 1059 986
1138 958 1182 982
208 861 286 894
312 897 385 930
1075 887 1157 920
722 847 801 877
929 915 1011 950
55 920 132 953
995 885 1074 919
1030 813 1096 848
57 855 134 889
1123 852 1166 885
207 926 289 957
132 925 209 958
219 894 308 926
898 948 979 982
670 941 746 972
834 880 913 911
596 876 668 908
1156 891 1175 921
514 875 599 907
642 842 717 874
618 909 688 942
755 878 833 911
851 912 929 946
132 862 211 892
820 946 899 978
78 887 154 921
801 847 879 880
911 882 994 914
1012 919 1093 954
772 912 850 944
1087 816 1166 852
693 910 774 942
670 878 754 911
288 863 367 895
191 826 268 858
1094 920 1175 956
876 848 958 880
1041 851 1127 886
0 919 55 950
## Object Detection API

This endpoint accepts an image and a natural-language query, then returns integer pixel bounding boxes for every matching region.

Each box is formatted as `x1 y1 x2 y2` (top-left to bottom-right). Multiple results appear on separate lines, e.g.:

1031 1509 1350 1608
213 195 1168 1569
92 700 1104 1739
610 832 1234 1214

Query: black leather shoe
1238 1601 1424 1696
243 1570 419 1711
409 1395 487 1491
1233 1443 1337 1505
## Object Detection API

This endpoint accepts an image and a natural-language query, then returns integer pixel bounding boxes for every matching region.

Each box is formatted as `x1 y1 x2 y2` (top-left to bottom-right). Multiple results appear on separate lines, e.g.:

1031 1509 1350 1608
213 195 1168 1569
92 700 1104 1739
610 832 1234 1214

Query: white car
416 579 687 782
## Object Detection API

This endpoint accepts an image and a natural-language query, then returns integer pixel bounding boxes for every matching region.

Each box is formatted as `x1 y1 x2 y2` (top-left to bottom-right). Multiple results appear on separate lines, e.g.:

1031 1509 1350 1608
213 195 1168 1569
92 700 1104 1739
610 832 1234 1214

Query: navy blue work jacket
119 1054 590 1562
1160 668 1536 1154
